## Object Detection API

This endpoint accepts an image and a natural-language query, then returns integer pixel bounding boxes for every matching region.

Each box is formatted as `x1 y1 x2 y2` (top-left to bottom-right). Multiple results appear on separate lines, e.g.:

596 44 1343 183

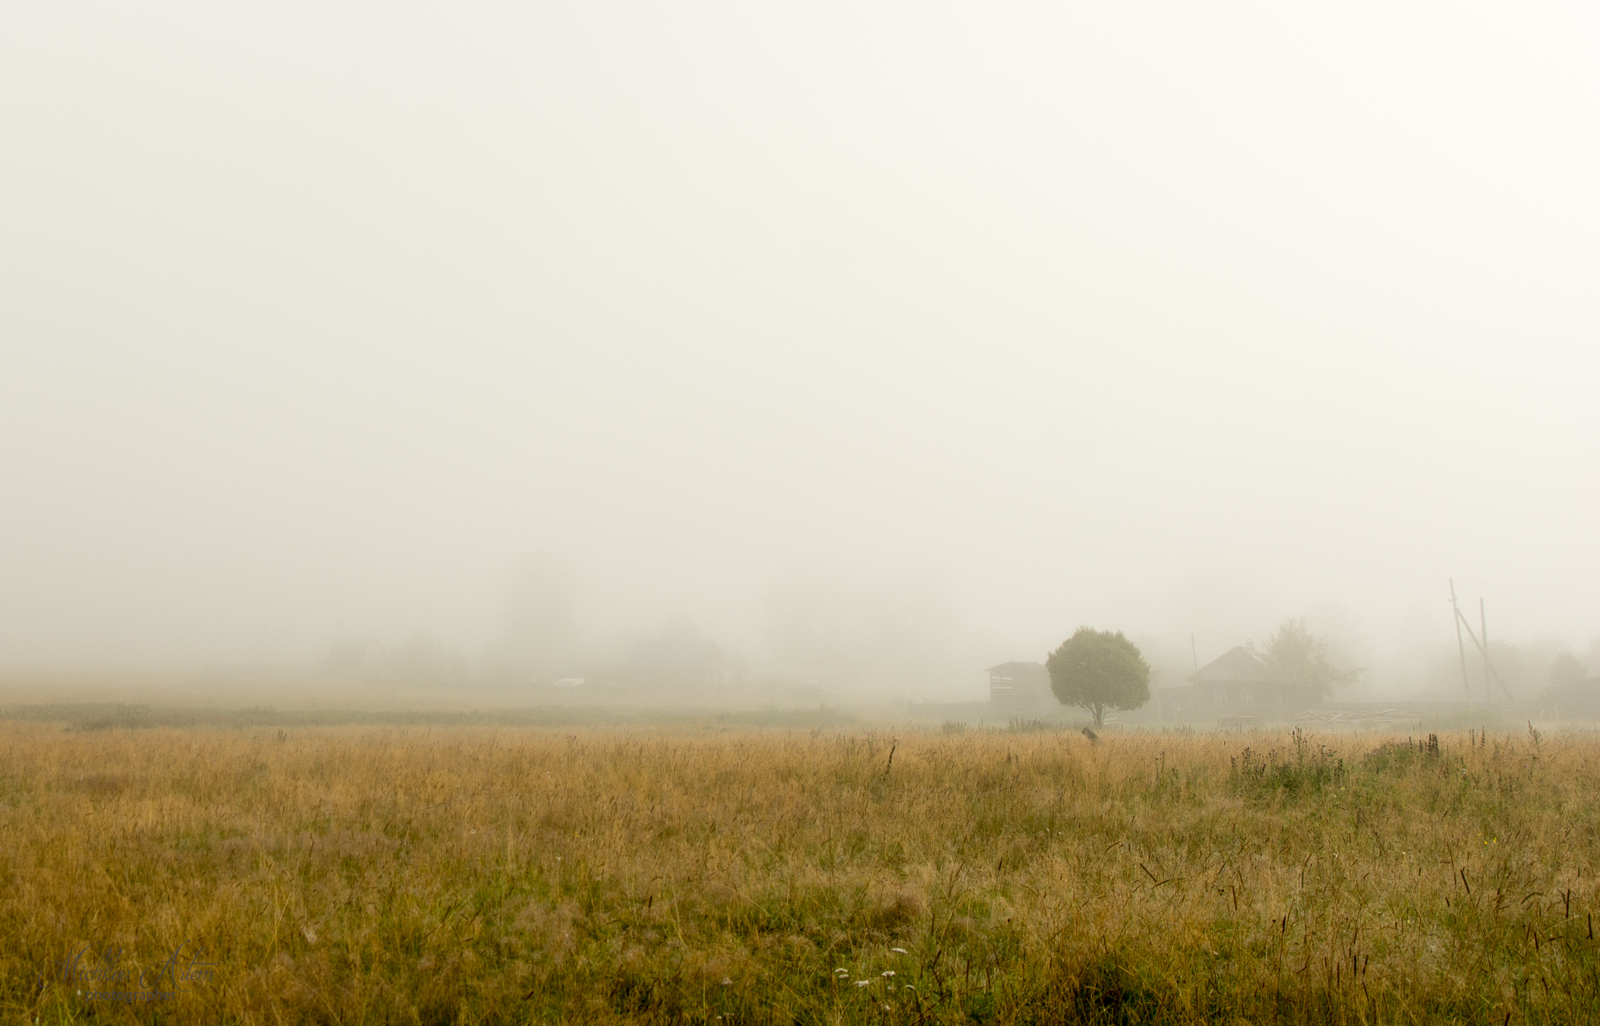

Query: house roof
628 638 724 668
986 661 1047 676
1187 645 1284 686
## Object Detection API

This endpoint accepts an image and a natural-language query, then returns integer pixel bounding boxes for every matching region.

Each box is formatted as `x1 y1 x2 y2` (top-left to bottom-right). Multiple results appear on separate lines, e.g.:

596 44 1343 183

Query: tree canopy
1046 627 1151 728
1264 618 1361 699
1549 652 1588 689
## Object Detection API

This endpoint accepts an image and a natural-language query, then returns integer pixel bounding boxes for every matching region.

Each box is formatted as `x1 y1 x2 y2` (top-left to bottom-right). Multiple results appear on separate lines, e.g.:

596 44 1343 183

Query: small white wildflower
890 947 908 955
855 980 872 988
835 968 850 976
881 971 895 977
721 978 732 986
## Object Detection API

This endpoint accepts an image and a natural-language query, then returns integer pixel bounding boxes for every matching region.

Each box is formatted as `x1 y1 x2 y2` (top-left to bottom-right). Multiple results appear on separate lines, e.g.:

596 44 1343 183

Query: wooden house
622 636 730 693
987 661 1054 711
1159 643 1300 720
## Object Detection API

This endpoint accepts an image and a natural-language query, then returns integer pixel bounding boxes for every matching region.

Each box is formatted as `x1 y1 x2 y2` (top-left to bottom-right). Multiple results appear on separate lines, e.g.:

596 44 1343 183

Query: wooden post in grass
1451 580 1472 700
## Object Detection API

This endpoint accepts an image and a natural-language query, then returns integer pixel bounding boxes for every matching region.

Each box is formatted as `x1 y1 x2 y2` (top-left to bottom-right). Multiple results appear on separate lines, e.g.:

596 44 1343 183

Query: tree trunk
1092 703 1104 728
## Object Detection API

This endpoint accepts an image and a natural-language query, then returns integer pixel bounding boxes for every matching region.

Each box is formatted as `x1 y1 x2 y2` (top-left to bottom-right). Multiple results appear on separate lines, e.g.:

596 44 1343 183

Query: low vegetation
4 720 1600 1023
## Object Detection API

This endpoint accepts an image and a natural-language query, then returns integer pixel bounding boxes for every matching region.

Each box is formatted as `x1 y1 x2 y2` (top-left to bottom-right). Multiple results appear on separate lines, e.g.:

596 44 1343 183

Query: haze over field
2 4 1597 699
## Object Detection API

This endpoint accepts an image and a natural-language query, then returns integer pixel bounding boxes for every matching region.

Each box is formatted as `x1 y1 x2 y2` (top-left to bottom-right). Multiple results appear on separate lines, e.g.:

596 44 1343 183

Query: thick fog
2 4 1597 700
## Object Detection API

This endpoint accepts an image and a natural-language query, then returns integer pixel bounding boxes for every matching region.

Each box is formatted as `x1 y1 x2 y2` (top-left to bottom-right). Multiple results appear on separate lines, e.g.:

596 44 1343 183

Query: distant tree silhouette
1264 618 1361 700
1549 652 1588 689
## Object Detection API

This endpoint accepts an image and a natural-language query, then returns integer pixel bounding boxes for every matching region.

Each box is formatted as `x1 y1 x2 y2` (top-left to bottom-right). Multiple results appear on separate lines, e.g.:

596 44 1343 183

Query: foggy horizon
4 5 1597 700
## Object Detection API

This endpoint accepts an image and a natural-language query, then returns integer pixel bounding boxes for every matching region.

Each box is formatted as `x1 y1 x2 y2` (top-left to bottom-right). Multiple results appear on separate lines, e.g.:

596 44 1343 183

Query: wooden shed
987 661 1054 712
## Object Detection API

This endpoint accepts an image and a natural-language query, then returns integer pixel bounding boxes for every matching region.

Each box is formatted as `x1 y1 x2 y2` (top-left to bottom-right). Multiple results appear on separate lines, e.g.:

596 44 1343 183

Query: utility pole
1480 598 1491 708
1450 582 1513 702
1191 632 1199 675
1450 579 1471 700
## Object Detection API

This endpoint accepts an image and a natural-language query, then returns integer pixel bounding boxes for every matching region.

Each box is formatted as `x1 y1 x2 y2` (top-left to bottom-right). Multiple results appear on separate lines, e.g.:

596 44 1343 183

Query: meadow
4 718 1600 1024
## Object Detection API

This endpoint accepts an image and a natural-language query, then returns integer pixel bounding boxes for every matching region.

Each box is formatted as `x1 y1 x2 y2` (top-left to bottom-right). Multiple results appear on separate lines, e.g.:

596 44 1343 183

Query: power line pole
1449 584 1513 702
1480 598 1491 708
1451 579 1471 699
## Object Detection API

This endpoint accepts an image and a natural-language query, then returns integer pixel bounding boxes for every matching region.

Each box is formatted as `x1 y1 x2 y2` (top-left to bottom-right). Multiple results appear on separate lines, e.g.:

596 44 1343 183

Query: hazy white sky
2 3 1597 677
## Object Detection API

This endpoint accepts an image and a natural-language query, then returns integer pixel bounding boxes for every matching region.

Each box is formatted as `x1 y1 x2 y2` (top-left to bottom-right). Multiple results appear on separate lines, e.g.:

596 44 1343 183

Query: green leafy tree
1046 627 1151 728
1264 618 1361 700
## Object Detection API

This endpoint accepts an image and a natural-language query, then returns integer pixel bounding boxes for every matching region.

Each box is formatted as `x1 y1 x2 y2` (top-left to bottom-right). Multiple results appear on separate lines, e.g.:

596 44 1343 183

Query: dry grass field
4 719 1600 1024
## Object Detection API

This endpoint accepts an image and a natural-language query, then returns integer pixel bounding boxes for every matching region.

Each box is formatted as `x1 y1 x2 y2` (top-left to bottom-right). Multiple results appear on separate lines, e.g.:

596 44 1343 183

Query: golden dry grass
3 721 1600 1024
